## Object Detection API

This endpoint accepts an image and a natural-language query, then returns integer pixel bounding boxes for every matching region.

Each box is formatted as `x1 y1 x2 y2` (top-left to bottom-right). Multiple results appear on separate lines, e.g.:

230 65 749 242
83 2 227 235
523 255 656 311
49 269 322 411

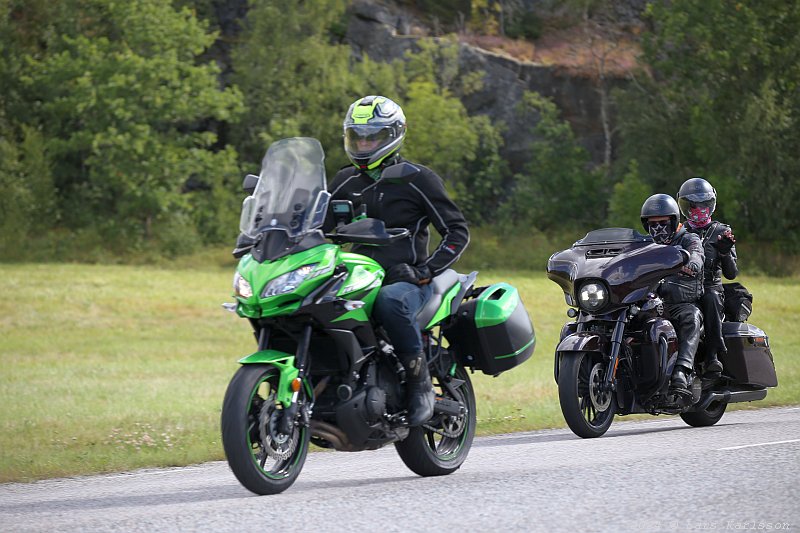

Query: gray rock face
208 0 634 171
345 0 629 171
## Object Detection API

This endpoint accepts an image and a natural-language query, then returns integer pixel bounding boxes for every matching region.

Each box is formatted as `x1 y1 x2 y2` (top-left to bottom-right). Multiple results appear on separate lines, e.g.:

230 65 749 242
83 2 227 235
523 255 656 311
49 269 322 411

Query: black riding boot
400 352 434 427
671 365 692 390
705 353 723 376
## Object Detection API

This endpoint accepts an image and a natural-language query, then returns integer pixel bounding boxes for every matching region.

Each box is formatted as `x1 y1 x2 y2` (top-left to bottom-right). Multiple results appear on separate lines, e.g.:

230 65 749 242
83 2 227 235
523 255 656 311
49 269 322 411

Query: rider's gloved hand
384 263 432 286
714 230 736 255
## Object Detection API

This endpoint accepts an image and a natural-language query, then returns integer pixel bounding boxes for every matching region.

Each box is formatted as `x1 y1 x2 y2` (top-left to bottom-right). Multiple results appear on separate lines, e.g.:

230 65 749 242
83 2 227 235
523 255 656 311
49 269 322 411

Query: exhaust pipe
310 420 355 451
698 388 767 411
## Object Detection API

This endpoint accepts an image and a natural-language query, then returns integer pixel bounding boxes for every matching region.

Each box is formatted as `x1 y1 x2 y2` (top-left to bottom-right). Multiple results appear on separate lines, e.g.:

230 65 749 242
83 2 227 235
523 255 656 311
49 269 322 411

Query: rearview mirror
242 174 259 194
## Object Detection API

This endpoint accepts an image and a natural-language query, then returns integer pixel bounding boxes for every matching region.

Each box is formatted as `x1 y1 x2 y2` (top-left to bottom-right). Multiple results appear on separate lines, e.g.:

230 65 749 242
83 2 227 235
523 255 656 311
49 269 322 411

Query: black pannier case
721 322 778 388
443 283 535 375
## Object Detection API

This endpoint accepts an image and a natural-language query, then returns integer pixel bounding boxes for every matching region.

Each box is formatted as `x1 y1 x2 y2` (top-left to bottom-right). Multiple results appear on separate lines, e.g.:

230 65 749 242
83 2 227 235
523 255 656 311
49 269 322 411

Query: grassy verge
1 263 797 482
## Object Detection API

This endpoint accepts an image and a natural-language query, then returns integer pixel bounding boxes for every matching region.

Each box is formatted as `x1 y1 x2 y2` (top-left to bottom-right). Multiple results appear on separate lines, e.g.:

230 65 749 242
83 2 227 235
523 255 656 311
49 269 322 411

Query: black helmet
677 177 716 224
641 193 680 244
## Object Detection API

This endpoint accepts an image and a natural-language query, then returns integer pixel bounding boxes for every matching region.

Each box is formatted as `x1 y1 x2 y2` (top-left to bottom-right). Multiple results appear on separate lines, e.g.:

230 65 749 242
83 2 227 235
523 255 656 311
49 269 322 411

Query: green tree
505 91 605 231
606 160 651 231
231 0 400 175
11 0 243 249
402 80 479 183
617 0 800 247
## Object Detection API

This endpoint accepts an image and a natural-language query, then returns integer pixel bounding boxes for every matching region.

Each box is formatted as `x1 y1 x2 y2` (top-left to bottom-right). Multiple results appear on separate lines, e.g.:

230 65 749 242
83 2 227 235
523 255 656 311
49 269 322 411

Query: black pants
666 302 702 370
700 286 725 360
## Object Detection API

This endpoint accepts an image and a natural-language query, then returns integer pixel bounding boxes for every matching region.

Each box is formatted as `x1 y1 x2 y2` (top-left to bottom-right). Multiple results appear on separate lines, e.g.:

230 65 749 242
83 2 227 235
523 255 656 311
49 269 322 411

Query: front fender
238 349 299 407
554 333 607 384
556 332 607 353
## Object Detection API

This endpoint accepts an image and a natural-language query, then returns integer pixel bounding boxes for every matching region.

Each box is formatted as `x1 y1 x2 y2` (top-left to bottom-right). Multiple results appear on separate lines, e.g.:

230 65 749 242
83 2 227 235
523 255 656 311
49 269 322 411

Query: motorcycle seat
415 269 463 331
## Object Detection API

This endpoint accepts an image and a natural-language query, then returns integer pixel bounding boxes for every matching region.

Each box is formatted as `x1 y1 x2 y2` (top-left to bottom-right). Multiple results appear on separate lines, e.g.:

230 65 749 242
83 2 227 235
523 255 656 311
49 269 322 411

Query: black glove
384 263 432 286
714 230 735 255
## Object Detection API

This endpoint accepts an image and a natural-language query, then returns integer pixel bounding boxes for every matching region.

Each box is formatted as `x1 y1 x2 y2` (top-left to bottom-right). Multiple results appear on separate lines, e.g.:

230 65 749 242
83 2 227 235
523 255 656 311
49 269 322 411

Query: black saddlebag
443 283 535 375
721 322 778 388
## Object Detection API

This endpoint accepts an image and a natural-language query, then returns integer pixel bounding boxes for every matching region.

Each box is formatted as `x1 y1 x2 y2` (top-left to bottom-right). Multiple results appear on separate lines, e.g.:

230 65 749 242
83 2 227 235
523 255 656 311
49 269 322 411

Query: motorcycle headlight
578 281 607 312
233 272 253 299
262 264 318 298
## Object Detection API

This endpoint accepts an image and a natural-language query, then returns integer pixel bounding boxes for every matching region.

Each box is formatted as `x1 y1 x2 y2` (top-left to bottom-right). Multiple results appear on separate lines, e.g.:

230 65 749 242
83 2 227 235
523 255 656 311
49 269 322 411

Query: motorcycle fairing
236 244 338 318
238 349 300 407
548 234 685 310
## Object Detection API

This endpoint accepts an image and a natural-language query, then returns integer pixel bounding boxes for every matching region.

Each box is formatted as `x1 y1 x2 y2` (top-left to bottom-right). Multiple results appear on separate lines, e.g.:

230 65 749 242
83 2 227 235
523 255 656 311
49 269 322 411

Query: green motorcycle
220 137 536 495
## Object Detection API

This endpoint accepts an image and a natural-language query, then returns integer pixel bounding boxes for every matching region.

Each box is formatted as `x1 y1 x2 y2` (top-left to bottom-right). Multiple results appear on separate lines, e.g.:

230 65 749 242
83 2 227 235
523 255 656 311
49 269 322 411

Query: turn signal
291 378 302 392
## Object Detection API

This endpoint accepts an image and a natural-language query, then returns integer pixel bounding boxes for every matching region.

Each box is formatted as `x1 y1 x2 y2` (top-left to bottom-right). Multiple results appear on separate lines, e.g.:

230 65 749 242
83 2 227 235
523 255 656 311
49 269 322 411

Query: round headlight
578 282 607 312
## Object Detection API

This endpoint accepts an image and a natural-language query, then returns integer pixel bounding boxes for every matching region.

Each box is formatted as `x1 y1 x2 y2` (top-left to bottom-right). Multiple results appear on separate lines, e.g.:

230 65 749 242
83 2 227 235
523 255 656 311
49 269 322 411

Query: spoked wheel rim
421 376 470 461
576 355 614 429
247 374 304 479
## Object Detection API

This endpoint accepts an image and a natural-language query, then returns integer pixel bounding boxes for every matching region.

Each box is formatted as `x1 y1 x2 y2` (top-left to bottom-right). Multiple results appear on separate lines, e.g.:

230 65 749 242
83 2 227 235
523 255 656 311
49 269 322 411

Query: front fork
600 310 628 393
255 323 313 435
280 323 313 434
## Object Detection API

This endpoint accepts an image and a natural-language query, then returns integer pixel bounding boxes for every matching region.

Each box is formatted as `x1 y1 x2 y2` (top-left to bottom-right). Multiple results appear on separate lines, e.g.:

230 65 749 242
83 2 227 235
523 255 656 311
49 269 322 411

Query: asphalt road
2 406 799 532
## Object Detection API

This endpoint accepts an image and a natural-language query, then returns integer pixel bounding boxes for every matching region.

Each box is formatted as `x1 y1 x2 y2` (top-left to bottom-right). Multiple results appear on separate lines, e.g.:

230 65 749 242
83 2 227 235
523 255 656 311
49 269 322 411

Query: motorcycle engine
364 386 387 425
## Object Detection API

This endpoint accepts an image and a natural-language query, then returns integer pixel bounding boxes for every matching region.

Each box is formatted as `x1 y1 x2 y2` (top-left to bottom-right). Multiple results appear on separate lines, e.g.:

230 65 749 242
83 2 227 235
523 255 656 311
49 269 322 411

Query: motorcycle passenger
678 177 738 376
640 194 705 393
324 95 470 426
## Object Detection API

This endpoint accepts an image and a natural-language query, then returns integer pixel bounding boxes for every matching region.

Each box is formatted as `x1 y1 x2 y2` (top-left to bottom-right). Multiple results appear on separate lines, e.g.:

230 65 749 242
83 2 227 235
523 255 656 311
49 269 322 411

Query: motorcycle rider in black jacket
641 194 705 393
678 177 738 376
323 95 470 426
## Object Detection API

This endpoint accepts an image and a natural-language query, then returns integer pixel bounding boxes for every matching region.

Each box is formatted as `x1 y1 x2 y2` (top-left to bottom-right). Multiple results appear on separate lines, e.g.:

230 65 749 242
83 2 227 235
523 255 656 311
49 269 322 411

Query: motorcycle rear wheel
221 364 310 495
558 352 616 438
395 366 476 476
680 399 727 427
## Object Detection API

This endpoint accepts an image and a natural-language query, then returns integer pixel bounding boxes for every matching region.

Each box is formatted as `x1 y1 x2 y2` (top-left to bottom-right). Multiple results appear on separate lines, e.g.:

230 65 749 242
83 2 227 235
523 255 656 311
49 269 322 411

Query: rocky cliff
346 0 643 172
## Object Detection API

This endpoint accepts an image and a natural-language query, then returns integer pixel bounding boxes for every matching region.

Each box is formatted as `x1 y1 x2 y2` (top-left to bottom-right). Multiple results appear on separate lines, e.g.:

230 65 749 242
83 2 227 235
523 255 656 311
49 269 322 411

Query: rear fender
553 333 607 383
238 349 300 407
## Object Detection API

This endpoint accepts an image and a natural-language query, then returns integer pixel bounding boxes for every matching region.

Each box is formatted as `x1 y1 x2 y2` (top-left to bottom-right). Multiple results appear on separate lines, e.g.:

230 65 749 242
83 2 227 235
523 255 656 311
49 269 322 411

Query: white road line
718 438 800 451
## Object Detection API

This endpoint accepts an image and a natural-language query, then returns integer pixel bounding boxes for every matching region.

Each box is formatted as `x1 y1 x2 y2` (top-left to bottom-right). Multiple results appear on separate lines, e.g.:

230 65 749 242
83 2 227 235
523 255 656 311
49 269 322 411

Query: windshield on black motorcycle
547 227 685 308
239 137 331 240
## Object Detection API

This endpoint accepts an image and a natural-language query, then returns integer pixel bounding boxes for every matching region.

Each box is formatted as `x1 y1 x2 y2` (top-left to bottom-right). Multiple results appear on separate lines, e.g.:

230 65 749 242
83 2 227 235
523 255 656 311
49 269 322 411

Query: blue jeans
373 282 433 354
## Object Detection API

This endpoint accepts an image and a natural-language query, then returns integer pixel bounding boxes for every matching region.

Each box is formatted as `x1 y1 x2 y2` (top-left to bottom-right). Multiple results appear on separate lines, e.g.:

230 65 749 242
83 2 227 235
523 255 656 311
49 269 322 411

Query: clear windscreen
239 138 329 239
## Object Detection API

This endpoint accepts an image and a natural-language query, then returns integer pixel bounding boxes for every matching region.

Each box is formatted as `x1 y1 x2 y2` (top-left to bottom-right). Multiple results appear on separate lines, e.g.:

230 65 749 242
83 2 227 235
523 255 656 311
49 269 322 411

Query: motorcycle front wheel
395 366 476 476
558 352 616 438
221 364 310 495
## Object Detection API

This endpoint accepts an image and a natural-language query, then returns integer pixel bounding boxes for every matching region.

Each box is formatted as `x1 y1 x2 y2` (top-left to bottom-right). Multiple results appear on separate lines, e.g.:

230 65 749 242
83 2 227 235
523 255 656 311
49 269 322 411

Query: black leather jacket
657 226 705 304
685 221 738 288
323 161 469 276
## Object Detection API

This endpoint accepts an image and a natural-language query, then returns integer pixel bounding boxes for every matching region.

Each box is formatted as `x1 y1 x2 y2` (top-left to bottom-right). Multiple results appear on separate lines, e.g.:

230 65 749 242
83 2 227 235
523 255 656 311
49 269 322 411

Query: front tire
558 352 616 438
395 366 476 476
680 399 727 427
221 365 310 495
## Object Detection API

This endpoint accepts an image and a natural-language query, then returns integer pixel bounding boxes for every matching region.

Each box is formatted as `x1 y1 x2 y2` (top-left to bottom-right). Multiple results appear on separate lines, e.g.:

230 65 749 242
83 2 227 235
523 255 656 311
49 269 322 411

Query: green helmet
343 95 406 170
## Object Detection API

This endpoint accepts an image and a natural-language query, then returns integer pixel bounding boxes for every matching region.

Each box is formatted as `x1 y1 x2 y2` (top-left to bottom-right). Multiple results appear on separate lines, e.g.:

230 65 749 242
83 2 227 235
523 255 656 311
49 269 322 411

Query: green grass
1 263 798 483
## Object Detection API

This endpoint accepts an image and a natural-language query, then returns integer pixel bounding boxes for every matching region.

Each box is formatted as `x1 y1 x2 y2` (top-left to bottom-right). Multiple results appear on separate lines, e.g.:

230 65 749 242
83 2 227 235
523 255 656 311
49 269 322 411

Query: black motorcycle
547 228 778 438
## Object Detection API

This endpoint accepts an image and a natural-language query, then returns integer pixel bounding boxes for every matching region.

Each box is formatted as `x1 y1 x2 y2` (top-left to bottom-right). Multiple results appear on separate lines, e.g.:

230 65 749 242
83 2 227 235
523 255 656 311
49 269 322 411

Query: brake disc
258 401 298 461
589 363 612 411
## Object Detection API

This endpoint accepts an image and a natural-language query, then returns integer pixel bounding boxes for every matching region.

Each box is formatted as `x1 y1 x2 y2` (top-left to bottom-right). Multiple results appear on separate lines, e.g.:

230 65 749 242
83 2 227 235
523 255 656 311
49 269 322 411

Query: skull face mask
687 205 712 227
648 220 672 244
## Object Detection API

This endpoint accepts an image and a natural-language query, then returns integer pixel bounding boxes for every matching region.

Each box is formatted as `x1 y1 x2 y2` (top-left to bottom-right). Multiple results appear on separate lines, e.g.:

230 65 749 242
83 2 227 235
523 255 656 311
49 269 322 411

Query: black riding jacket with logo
322 161 470 276
685 221 738 288
657 226 705 304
